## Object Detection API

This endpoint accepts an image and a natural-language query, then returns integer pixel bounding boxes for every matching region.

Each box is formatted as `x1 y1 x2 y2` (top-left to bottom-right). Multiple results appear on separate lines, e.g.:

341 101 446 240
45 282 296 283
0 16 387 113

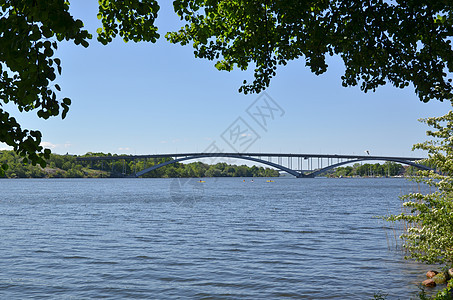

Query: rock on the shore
422 279 436 287
433 273 447 284
427 270 438 278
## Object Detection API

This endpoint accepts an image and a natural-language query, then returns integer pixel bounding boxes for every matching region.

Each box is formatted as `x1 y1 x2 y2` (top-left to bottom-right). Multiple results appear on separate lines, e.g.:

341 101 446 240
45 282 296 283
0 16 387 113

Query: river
0 177 435 299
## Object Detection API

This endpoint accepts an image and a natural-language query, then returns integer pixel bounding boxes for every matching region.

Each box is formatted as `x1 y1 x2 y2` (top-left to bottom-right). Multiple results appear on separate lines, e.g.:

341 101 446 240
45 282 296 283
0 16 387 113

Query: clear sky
2 2 451 158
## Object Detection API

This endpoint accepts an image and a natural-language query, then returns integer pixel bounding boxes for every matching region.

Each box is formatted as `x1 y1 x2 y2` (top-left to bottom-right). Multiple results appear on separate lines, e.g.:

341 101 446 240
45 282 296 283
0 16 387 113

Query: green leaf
62 98 71 105
39 160 46 168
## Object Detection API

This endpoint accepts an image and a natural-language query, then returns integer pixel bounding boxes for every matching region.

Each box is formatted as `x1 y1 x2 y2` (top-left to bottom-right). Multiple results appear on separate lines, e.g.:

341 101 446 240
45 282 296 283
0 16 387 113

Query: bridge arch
77 153 430 178
135 154 309 178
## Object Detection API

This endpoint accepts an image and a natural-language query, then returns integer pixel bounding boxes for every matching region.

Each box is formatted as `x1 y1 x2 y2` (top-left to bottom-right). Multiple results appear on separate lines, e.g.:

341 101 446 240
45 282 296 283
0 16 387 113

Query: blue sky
2 2 451 158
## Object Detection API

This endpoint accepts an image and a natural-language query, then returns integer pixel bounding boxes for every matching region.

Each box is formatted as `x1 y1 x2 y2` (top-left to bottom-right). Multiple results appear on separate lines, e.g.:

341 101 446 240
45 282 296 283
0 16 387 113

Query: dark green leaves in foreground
167 0 453 101
0 0 91 174
0 1 161 176
97 0 160 44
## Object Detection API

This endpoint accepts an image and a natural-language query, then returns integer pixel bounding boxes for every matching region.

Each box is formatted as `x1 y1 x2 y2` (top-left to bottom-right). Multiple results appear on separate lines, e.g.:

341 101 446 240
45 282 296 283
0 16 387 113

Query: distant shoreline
1 150 417 179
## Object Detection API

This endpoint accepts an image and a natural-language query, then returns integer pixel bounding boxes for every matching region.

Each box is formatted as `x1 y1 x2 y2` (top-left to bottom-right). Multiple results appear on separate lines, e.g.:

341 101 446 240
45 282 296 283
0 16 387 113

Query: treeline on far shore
0 150 421 179
322 162 418 178
0 151 280 178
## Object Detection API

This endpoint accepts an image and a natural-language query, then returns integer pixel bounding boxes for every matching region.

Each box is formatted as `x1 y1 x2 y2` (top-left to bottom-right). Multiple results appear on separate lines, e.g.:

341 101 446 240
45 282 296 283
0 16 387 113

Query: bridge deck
76 153 425 161
76 153 428 178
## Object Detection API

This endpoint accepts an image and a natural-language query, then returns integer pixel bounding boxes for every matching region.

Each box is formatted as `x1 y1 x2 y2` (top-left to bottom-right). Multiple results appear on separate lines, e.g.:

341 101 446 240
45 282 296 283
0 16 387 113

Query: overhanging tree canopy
1 0 452 172
168 0 453 99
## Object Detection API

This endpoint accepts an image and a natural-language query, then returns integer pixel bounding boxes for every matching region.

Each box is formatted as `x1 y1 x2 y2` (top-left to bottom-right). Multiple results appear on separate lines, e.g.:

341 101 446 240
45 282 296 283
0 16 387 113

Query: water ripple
0 178 438 299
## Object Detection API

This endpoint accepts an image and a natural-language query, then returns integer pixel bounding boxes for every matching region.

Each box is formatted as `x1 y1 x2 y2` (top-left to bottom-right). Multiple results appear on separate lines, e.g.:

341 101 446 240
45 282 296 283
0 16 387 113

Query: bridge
76 152 430 178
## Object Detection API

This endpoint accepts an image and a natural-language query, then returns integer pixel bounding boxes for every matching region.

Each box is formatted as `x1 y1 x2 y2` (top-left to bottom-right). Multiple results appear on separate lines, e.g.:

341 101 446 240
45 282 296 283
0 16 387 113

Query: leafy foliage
0 0 160 175
167 1 453 99
0 0 92 172
97 0 160 44
387 107 453 265
418 281 453 300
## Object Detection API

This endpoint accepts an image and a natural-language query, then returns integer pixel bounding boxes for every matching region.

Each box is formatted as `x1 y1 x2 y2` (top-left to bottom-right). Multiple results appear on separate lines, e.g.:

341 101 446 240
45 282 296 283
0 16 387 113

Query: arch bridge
76 152 430 178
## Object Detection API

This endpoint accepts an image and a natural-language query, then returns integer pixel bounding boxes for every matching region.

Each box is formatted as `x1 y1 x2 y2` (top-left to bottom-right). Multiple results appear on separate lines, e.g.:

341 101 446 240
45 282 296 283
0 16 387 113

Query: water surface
0 178 434 299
